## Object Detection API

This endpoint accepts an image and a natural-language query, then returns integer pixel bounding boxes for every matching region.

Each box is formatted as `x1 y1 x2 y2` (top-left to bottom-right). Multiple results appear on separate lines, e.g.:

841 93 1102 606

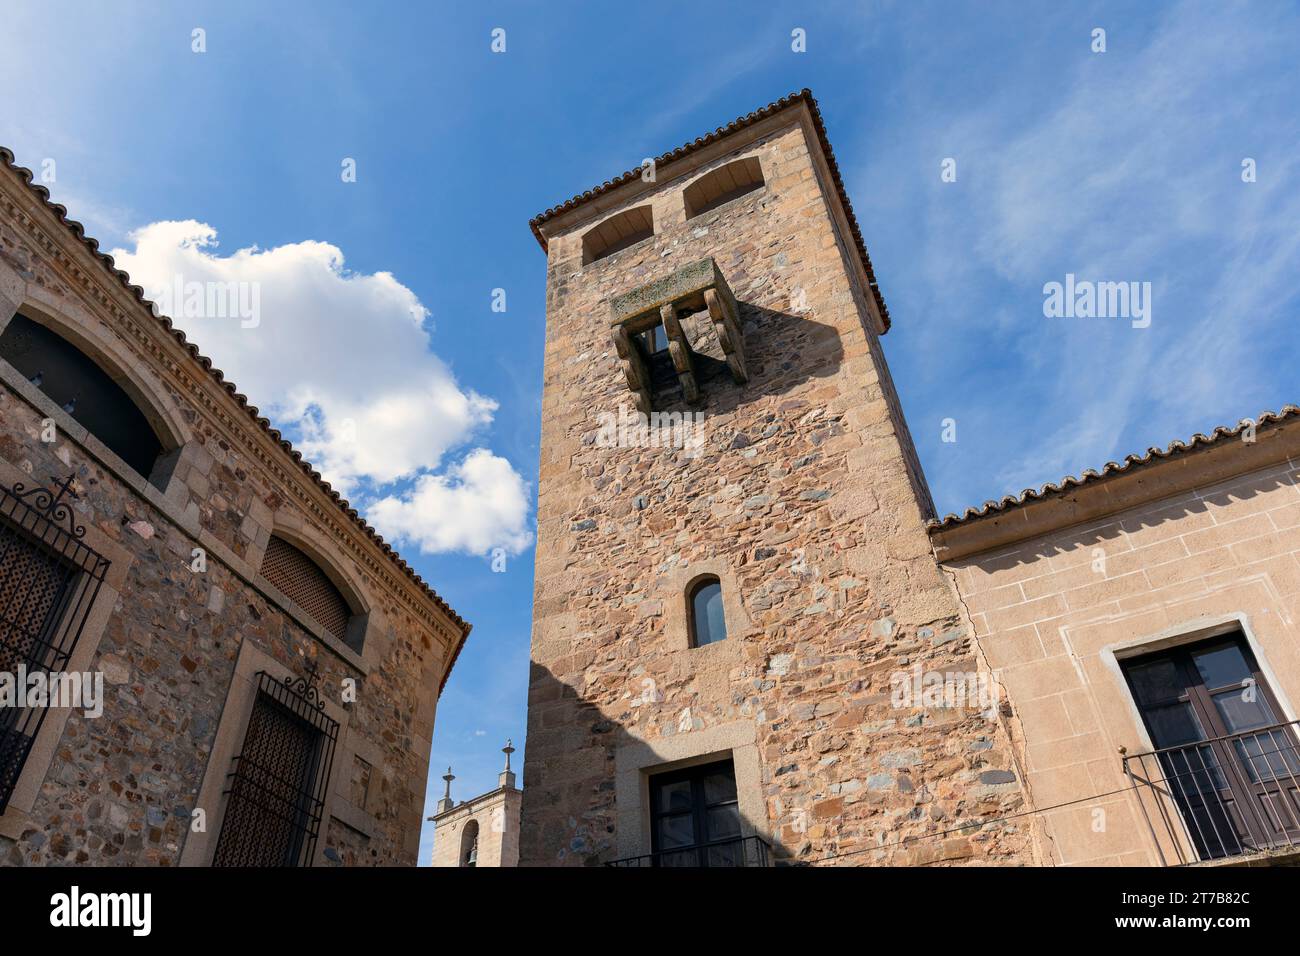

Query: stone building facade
521 92 1042 867
428 743 522 867
930 408 1300 866
520 89 1300 867
0 147 469 866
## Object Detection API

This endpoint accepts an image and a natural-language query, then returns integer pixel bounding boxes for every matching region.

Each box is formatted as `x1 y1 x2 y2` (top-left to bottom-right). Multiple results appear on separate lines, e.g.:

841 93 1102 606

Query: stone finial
499 740 518 791
436 766 455 814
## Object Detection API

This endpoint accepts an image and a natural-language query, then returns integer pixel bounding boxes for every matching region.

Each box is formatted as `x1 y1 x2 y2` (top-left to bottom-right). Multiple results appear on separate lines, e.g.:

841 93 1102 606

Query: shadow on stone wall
519 660 618 867
646 302 844 414
519 660 777 868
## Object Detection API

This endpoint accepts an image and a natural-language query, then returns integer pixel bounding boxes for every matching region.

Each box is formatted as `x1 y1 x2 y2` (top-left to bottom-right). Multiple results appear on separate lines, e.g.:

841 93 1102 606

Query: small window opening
688 576 727 647
639 323 668 355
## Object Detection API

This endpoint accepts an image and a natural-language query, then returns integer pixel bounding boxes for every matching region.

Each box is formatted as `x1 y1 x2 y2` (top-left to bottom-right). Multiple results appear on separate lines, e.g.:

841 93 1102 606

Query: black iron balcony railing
1122 719 1300 865
606 834 773 868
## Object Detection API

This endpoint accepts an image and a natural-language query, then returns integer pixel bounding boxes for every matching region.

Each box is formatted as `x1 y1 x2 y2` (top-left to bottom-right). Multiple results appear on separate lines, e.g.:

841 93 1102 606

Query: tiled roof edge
0 146 472 645
928 405 1300 530
527 89 892 332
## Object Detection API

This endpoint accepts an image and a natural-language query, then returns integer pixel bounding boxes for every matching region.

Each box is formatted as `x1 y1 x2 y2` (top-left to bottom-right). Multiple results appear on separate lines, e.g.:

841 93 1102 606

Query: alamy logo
0 666 103 718
148 275 261 328
50 886 151 936
595 403 706 458
1042 273 1151 328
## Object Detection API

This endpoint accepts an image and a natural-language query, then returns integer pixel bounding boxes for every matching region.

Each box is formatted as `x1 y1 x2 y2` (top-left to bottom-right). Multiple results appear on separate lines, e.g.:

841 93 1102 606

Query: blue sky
3 1 1296 864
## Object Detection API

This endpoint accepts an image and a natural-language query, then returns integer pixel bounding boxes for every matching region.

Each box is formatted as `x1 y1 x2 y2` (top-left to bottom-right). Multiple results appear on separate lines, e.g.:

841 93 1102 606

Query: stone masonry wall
0 173 458 866
0 377 440 866
521 116 1045 866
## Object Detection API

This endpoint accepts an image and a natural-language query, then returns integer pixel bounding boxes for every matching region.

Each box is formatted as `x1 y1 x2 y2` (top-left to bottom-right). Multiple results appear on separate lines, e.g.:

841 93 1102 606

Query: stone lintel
608 257 729 329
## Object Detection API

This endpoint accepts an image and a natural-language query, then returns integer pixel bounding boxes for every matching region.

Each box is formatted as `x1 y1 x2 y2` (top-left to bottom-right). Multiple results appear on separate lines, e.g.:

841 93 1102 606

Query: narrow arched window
688 576 727 647
684 157 765 219
0 313 168 485
460 819 479 867
259 535 359 650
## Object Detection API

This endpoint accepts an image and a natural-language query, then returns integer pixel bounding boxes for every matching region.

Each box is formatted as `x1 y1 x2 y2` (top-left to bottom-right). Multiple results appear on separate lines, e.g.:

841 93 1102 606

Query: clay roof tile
528 89 892 332
927 406 1300 530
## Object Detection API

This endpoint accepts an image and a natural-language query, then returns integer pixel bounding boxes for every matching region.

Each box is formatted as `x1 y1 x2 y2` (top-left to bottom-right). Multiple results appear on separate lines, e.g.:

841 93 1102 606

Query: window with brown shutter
259 536 354 649
1121 634 1300 860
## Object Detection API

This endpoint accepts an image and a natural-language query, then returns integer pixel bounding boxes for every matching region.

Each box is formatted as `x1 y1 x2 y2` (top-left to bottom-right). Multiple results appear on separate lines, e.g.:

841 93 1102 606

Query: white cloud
369 450 533 556
109 220 532 555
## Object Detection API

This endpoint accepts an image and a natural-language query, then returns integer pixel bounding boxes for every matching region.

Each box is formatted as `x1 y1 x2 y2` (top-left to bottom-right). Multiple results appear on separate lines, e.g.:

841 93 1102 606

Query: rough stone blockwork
521 101 1045 866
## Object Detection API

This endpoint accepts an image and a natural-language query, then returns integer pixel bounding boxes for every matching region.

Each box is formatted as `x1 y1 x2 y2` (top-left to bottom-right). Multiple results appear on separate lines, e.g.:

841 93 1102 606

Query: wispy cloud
856 0 1300 514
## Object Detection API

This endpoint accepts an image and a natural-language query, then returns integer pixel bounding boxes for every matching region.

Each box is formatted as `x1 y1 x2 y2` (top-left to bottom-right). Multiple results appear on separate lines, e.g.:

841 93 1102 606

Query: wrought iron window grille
0 474 109 814
211 669 339 867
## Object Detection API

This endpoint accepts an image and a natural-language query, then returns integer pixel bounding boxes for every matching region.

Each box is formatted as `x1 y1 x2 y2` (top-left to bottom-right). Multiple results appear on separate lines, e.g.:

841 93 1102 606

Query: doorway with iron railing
1120 633 1300 864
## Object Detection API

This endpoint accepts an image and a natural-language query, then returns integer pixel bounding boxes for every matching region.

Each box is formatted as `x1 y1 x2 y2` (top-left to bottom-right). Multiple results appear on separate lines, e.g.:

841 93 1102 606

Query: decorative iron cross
283 657 326 711
10 472 86 538
46 473 80 509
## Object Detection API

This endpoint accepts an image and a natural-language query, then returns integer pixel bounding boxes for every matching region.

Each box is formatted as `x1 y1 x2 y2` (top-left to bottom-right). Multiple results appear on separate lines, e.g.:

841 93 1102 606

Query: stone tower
521 91 1040 867
428 743 522 867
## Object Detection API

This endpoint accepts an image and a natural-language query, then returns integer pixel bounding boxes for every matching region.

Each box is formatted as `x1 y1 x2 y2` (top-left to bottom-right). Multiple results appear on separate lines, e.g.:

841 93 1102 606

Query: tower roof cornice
528 89 891 332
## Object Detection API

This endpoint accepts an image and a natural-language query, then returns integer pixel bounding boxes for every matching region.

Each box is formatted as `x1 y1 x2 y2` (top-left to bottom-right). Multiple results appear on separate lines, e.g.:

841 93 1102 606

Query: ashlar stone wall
944 451 1300 865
